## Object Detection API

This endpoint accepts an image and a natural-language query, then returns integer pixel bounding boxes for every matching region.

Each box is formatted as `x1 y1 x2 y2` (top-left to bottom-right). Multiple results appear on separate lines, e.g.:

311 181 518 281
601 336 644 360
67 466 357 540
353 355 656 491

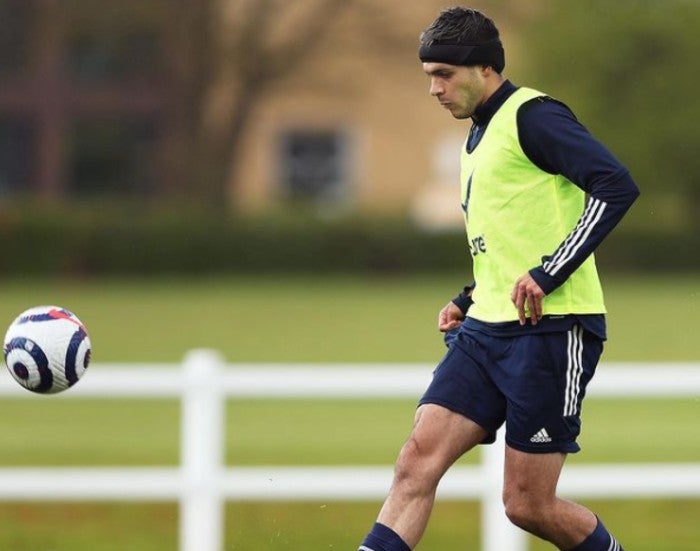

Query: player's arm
516 97 640 297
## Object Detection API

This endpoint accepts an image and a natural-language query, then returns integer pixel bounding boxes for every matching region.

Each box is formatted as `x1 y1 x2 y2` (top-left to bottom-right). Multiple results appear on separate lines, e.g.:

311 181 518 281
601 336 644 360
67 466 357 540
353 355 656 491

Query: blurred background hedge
0 202 694 277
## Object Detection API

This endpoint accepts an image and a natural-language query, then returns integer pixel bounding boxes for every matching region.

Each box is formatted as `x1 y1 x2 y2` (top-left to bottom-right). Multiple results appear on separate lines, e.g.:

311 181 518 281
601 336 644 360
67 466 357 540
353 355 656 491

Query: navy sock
569 517 624 551
358 522 411 551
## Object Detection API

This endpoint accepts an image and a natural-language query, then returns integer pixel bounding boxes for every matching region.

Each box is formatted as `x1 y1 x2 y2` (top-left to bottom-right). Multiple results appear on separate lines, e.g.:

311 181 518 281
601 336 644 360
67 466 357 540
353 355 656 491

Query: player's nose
429 78 443 97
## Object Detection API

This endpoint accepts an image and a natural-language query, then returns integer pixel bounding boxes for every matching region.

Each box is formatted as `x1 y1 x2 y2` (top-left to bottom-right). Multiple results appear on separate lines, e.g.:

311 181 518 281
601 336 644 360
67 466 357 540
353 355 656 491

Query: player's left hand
511 274 545 326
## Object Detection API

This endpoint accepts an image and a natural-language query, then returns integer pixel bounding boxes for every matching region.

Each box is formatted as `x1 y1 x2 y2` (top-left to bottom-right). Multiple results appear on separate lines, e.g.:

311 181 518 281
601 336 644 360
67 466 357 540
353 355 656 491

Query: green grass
0 398 697 467
601 274 700 361
0 503 178 551
0 275 697 550
0 500 697 550
0 274 697 363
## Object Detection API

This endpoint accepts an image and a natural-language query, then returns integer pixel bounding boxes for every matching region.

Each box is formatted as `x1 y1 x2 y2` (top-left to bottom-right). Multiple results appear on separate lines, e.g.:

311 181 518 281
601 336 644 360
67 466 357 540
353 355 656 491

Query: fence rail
0 351 698 551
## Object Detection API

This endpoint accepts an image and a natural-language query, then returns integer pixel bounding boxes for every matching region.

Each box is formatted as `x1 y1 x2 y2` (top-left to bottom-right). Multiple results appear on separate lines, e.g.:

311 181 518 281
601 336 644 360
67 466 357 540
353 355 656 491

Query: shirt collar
472 80 517 125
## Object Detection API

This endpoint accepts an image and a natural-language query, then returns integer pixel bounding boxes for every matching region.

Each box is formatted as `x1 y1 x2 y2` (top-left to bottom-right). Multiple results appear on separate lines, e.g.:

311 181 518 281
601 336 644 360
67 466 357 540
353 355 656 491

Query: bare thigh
407 403 489 470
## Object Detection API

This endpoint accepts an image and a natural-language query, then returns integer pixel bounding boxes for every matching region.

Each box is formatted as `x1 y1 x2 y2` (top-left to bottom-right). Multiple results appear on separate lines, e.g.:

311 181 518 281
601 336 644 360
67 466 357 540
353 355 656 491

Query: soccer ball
3 306 91 394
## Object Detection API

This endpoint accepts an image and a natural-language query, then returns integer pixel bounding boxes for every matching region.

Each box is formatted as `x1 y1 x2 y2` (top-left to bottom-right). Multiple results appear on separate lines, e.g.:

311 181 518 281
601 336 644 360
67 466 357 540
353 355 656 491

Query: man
358 7 639 551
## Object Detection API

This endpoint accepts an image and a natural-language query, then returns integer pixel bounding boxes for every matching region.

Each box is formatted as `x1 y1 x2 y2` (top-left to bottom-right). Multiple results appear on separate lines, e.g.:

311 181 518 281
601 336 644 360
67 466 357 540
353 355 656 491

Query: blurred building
0 0 182 199
0 0 516 226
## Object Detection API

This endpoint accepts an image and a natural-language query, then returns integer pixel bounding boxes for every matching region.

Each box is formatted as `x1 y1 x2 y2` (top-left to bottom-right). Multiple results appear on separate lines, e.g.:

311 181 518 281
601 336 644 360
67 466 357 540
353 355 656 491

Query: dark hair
420 7 500 47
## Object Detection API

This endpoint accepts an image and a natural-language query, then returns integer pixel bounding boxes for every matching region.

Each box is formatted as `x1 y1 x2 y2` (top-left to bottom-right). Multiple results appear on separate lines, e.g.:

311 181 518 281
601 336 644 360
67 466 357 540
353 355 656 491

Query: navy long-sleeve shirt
453 80 639 339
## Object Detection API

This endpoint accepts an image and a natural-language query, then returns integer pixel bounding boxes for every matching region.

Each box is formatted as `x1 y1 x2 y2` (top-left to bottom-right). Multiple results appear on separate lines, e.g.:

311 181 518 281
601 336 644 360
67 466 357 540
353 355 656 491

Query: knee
393 436 443 490
503 491 549 533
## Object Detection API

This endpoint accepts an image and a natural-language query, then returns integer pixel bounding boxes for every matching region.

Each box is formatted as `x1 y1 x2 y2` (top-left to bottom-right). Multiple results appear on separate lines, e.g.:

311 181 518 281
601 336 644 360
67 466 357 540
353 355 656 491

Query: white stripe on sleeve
544 198 607 277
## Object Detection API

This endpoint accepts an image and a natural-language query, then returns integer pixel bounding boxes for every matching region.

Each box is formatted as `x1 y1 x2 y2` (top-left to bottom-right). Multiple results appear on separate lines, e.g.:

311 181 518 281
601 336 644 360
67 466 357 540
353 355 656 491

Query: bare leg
503 446 597 550
376 404 488 548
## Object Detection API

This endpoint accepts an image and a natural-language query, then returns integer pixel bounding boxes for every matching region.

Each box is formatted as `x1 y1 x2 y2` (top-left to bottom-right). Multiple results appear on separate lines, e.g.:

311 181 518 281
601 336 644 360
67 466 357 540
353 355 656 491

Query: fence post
481 432 527 551
180 349 226 551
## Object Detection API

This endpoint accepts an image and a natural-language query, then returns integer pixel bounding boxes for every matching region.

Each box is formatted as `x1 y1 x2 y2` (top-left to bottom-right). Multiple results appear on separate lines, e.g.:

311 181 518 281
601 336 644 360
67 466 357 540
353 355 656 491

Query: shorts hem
418 397 498 444
506 437 581 455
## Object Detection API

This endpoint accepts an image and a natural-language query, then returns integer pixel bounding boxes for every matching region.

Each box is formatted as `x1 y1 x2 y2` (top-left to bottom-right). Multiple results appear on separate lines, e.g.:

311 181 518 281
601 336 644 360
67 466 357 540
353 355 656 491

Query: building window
0 116 35 195
67 28 162 82
68 117 160 196
62 0 170 83
0 0 35 77
278 129 350 203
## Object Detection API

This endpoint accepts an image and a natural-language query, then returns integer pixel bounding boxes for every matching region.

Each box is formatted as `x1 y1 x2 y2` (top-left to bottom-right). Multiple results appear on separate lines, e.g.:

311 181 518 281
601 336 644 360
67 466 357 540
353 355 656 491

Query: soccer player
358 7 639 551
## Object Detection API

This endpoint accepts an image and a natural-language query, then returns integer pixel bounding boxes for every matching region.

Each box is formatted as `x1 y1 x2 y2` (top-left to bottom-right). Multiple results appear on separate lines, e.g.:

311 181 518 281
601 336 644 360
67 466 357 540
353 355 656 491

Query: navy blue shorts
419 324 603 454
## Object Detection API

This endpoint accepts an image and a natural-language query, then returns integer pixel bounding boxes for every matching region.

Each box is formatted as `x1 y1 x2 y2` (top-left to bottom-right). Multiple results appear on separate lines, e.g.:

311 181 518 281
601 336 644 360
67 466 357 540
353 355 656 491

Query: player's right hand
438 301 465 333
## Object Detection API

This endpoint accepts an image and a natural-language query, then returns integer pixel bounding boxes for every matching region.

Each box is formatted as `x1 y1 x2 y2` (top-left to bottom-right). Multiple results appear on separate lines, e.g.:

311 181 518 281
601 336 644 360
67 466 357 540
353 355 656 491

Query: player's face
423 62 487 120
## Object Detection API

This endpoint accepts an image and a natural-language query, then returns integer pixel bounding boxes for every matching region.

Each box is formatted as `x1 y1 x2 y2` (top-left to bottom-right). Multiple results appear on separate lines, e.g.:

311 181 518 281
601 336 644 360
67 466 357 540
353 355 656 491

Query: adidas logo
530 428 552 443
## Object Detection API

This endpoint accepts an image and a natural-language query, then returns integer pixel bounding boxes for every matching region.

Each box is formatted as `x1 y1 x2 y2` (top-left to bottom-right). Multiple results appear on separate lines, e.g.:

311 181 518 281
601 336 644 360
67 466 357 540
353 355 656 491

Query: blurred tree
169 0 427 209
519 0 700 232
170 0 359 208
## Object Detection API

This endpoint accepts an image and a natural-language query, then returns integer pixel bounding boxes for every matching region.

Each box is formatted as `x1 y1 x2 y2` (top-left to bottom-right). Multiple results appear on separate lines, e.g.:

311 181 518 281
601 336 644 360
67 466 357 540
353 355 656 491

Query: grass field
0 273 697 363
0 274 697 550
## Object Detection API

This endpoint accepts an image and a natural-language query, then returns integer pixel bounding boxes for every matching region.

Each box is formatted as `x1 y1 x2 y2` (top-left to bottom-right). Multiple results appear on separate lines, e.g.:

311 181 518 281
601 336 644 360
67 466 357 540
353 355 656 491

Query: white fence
0 350 699 551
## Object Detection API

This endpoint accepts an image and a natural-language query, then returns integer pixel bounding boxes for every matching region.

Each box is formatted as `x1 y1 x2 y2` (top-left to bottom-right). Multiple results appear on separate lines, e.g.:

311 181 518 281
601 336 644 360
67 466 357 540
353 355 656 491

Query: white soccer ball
3 305 91 394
